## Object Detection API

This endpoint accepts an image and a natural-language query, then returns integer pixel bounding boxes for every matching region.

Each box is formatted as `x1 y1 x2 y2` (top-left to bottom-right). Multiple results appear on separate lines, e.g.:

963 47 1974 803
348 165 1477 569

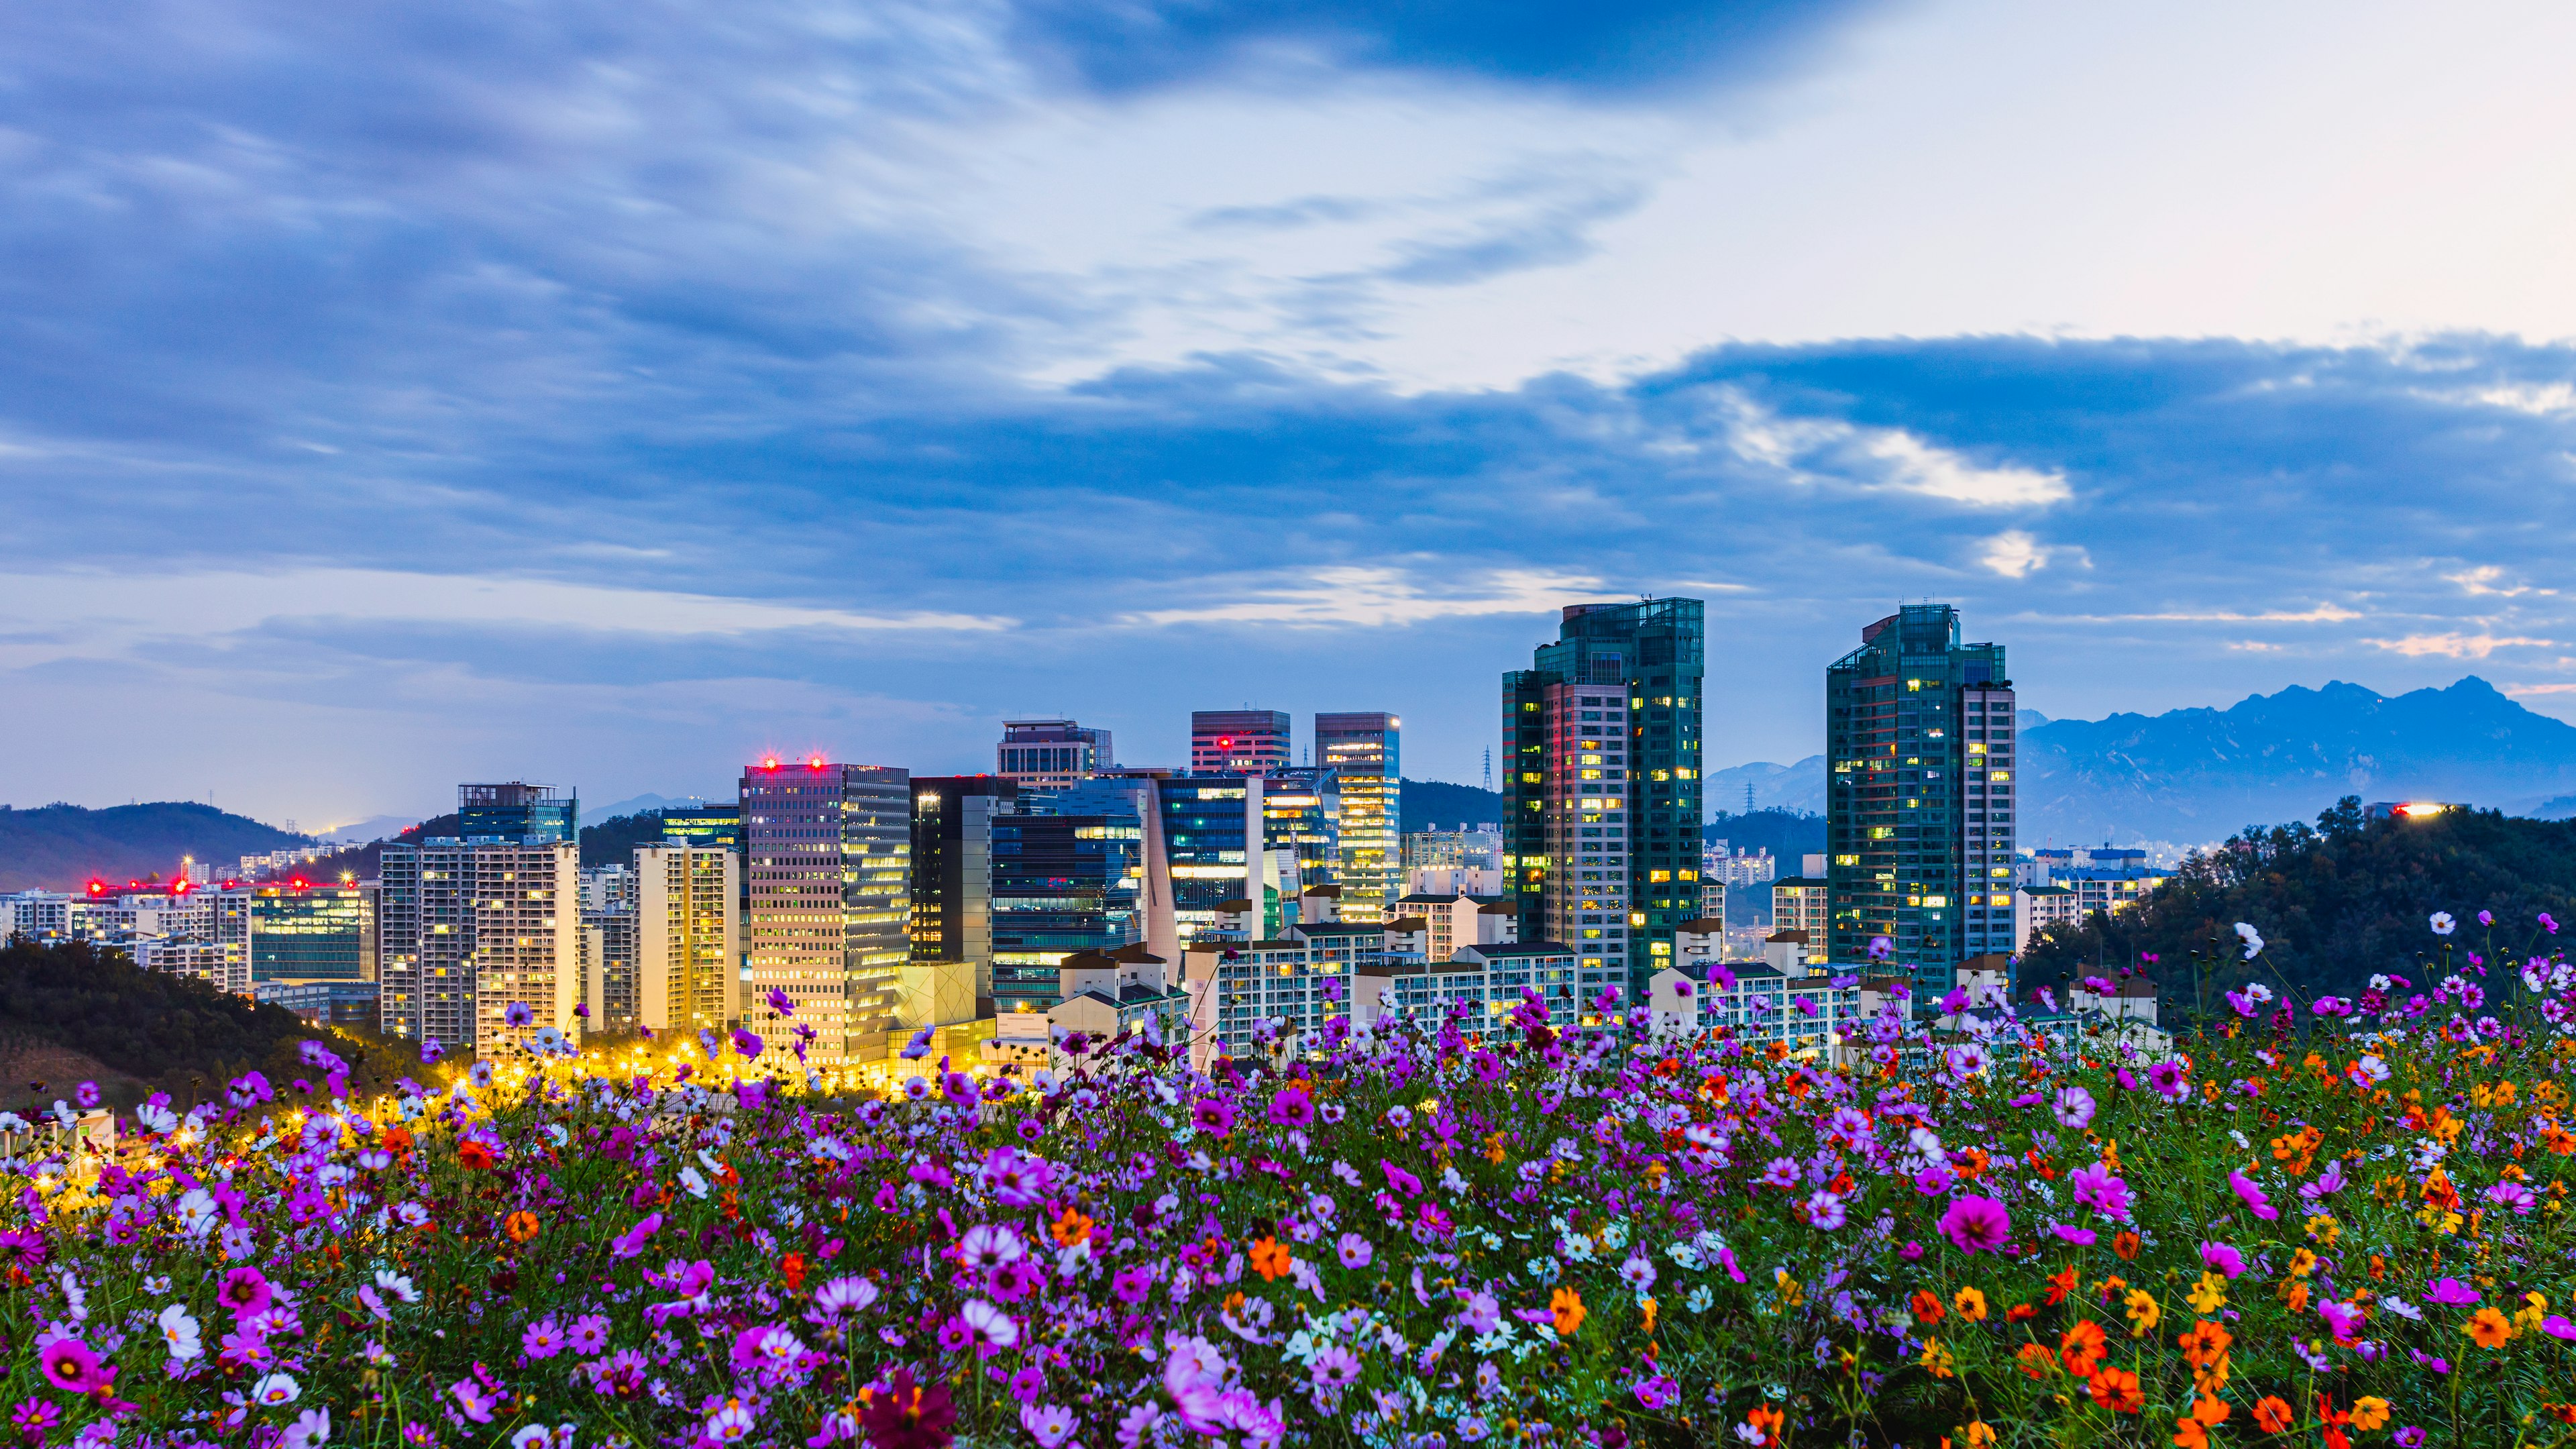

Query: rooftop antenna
1743 782 1755 814
1483 749 1493 794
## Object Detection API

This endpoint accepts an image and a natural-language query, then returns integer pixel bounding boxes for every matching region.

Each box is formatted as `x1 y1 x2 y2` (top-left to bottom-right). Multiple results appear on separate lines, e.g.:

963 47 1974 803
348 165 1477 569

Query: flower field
5 922 2576 1448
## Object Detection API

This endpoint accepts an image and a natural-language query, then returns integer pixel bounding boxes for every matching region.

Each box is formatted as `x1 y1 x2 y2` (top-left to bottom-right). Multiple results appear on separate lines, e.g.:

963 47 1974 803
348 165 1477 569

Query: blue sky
9 0 2576 828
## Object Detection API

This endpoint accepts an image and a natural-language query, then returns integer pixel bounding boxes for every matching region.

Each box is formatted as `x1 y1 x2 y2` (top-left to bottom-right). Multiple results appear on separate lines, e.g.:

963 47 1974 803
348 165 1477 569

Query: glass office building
458 782 577 844
1316 712 1399 922
988 812 1144 1014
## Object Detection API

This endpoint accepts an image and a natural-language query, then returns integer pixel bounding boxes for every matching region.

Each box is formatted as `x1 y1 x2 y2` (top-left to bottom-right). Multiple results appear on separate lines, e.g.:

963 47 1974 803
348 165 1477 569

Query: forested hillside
2019 796 2576 1009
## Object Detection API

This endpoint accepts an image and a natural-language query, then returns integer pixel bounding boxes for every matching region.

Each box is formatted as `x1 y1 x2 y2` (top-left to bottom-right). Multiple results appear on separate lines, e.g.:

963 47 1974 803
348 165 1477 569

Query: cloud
0 568 1012 673
1978 531 2047 578
1126 566 1600 629
1715 388 2072 508
2363 632 2558 659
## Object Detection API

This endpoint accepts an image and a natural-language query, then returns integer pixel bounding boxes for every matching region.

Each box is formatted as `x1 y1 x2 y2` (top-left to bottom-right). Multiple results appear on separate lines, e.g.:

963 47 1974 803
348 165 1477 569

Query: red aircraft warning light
808 755 825 769
763 757 780 770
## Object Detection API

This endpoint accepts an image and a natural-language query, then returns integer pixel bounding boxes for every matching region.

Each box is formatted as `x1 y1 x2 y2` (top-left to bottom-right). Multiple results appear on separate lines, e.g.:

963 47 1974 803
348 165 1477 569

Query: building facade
1316 712 1400 922
376 837 581 1054
988 809 1146 1015
996 719 1114 791
1191 710 1292 775
1825 604 2017 994
458 782 578 845
910 776 1017 1022
740 759 912 1065
582 905 641 1036
633 839 741 1037
1503 598 1705 995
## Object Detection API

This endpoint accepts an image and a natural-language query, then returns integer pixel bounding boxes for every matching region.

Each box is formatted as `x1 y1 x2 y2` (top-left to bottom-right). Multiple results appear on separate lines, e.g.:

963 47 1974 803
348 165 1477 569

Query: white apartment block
378 838 581 1054
635 841 741 1036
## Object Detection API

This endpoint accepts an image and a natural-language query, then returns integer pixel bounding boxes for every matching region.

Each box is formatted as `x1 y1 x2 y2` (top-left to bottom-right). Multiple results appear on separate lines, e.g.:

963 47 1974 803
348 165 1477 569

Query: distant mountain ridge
0 802 308 892
1710 677 2576 849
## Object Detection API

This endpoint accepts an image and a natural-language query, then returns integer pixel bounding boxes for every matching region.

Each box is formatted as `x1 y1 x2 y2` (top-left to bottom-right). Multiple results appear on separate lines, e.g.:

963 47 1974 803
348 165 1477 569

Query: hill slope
2019 798 2576 1006
1399 780 1501 833
0 802 307 892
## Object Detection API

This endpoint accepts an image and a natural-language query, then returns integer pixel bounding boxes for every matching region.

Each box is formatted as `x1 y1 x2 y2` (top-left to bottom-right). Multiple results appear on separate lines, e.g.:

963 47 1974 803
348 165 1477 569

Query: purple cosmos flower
610 1212 663 1260
1267 1087 1316 1128
2199 1242 2245 1279
1336 1233 1374 1270
1191 1097 1236 1138
1111 1265 1155 1305
1804 1189 1847 1231
2147 1061 2189 1099
217 1267 273 1320
2051 1085 2096 1129
2069 1161 2133 1222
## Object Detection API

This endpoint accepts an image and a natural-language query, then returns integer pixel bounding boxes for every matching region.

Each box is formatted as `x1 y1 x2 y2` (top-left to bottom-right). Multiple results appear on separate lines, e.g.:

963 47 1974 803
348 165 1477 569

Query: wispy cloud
1717 388 2072 509
1125 566 1599 629
2363 632 2557 659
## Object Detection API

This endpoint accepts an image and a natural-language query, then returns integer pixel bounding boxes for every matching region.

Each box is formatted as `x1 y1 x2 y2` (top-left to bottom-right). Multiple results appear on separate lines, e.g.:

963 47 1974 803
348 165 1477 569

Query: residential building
376 835 580 1053
1406 865 1503 897
996 719 1114 791
1502 598 1705 995
1 891 72 941
1402 824 1502 872
1195 917 1426 1053
134 936 238 989
1772 872 1829 940
910 776 1018 1023
1317 712 1401 922
633 839 740 1036
2070 974 2160 1026
580 864 633 913
1391 891 1518 962
1825 604 2017 995
989 808 1144 1016
741 758 911 1065
582 906 640 1035
1707 847 1776 887
2013 883 2082 953
1658 961 1860 1059
1048 947 1191 1042
1191 710 1292 776
458 782 577 845
1353 941 1582 1031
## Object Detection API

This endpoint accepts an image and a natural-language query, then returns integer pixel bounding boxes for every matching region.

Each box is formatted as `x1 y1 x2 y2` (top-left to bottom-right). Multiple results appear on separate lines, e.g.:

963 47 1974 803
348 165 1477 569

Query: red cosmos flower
458 1140 496 1171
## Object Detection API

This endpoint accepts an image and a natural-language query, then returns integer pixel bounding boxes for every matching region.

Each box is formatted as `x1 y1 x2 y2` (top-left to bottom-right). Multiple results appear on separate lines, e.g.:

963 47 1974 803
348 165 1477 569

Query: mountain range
1709 677 2576 849
0 802 308 892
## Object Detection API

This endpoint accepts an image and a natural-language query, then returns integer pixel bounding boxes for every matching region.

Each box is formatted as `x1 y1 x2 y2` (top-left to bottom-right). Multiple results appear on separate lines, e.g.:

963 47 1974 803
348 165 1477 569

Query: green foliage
2021 796 2576 1004
1399 778 1502 834
580 808 680 867
1701 807 1826 863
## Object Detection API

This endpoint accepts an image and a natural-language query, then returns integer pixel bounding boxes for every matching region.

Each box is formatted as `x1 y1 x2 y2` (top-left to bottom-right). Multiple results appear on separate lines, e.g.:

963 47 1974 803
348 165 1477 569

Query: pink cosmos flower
2227 1169 2279 1222
37 1338 102 1393
1938 1194 2010 1254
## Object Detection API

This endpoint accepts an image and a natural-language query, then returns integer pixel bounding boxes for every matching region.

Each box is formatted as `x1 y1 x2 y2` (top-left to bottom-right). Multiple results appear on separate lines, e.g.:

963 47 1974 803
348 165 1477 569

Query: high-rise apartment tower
1502 599 1704 1000
1825 604 2016 995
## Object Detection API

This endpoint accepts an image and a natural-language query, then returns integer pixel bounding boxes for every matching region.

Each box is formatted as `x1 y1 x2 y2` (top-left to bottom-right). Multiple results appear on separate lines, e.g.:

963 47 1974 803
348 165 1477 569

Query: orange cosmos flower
1051 1207 1094 1248
2089 1367 2144 1413
2015 1343 2057 1379
2178 1319 2233 1367
1744 1405 1785 1446
1911 1289 1947 1325
503 1211 539 1242
2467 1307 2512 1348
2112 1230 2143 1260
778 1251 806 1291
1550 1285 1588 1338
1953 1287 1989 1322
2060 1320 2109 1378
2251 1396 2296 1434
1246 1237 1292 1283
